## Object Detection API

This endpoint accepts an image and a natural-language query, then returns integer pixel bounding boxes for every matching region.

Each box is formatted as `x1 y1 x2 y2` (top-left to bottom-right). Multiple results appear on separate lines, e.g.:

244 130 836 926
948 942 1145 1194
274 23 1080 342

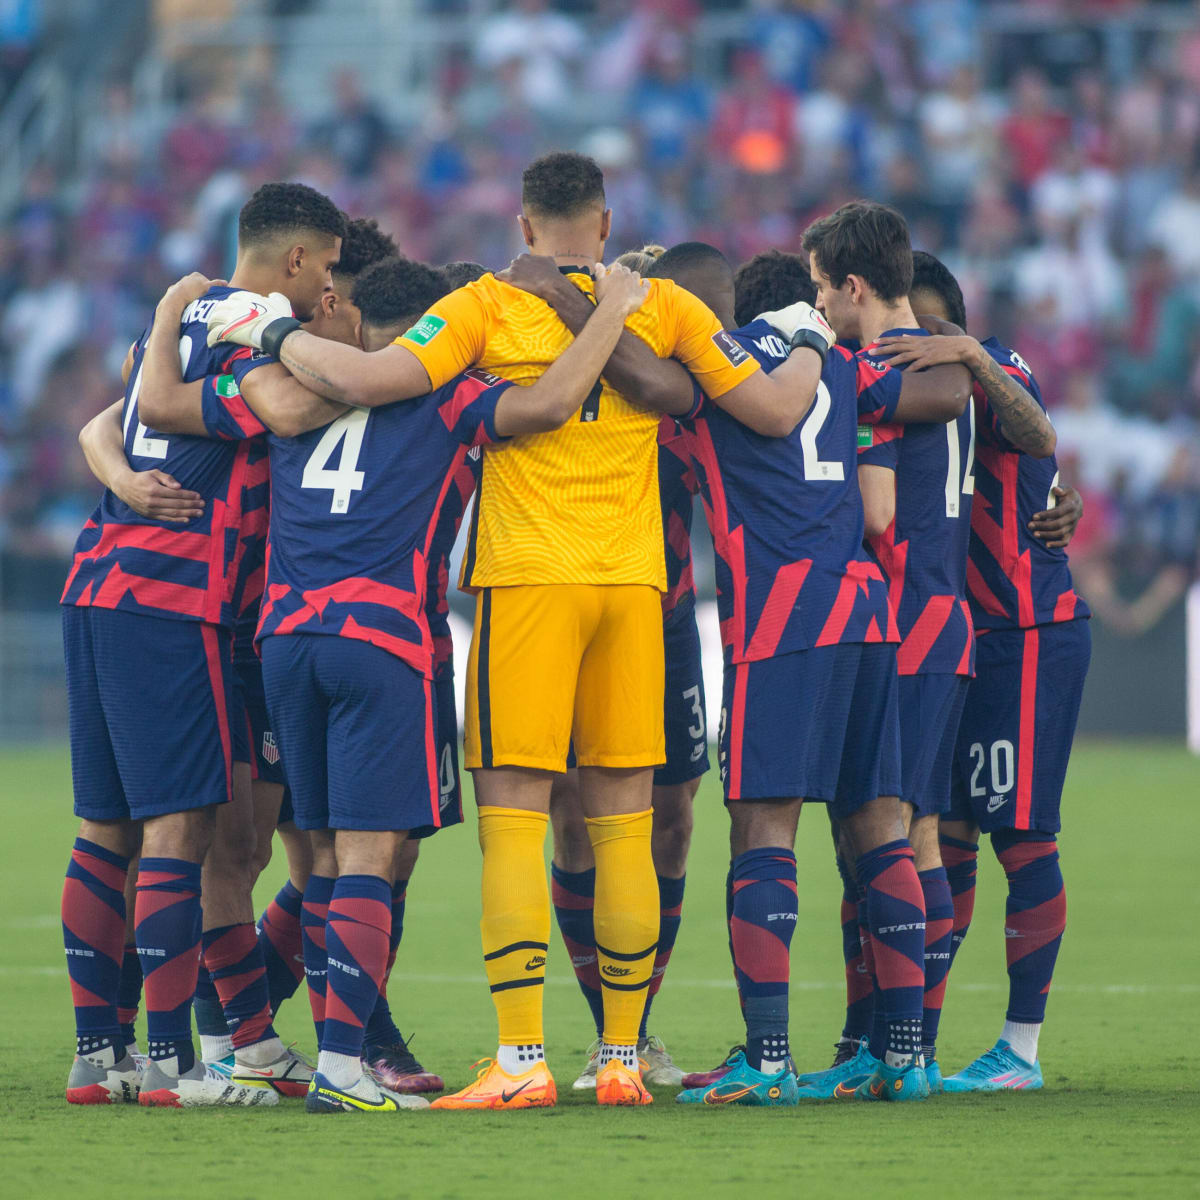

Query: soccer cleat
305 1070 430 1113
430 1058 556 1110
680 1044 745 1090
139 1059 278 1107
638 1034 684 1086
854 1059 931 1102
66 1048 142 1105
677 1050 797 1107
595 1059 653 1106
364 1037 444 1094
796 1039 881 1099
571 1040 601 1091
942 1040 1043 1093
925 1058 944 1093
232 1044 315 1098
204 1052 235 1079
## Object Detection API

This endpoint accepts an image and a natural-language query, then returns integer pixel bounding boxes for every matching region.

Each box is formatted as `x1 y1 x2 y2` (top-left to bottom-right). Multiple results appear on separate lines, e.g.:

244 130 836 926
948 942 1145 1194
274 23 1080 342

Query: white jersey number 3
302 409 369 513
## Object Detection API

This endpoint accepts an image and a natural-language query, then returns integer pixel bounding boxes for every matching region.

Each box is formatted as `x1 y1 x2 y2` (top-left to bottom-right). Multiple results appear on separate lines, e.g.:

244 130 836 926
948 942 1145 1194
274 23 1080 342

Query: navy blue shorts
63 605 233 821
422 668 464 840
657 603 709 787
949 619 1090 834
260 635 442 835
899 673 970 817
277 788 295 826
720 642 901 815
231 655 286 786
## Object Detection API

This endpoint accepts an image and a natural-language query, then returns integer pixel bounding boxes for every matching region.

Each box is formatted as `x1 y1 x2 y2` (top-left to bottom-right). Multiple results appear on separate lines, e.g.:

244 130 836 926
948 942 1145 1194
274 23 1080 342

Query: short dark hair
733 250 817 328
333 217 398 282
648 241 729 278
441 261 488 289
521 152 605 219
910 250 967 329
238 182 347 249
801 200 913 302
352 257 450 329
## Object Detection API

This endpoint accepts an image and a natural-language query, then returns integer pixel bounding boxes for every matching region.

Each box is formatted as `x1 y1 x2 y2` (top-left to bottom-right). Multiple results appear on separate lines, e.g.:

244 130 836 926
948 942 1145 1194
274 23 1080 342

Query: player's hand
156 272 218 317
497 253 568 302
205 289 293 350
1029 485 1083 548
873 333 979 370
755 302 836 351
592 261 650 318
114 469 205 524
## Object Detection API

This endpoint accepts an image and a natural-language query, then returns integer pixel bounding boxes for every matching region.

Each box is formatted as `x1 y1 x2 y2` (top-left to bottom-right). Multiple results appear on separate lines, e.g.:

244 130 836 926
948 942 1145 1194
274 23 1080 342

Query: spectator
1001 68 1072 190
310 69 390 180
474 0 585 118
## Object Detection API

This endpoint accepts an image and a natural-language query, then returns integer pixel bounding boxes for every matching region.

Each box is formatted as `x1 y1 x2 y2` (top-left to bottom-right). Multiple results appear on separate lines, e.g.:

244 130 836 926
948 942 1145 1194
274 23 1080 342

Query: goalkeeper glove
205 290 300 357
755 301 836 357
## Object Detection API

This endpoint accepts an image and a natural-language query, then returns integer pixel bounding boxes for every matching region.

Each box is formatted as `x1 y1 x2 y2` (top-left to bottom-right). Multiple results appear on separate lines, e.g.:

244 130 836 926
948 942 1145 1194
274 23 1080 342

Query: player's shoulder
979 335 1042 395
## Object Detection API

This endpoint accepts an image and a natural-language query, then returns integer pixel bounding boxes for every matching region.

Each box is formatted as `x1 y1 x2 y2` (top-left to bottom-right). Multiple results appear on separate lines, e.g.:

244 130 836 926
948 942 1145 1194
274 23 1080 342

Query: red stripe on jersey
745 560 813 659
816 560 886 646
1016 628 1039 829
338 615 430 676
1052 590 1078 622
1002 363 1030 387
869 522 908 632
955 600 974 674
728 661 749 799
437 374 491 436
998 452 1036 627
896 594 955 675
90 562 208 618
966 557 1008 618
201 623 233 804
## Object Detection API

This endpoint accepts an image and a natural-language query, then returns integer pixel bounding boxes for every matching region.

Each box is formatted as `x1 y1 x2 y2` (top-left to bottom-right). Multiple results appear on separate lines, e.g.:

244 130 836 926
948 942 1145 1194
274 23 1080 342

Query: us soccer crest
262 731 280 766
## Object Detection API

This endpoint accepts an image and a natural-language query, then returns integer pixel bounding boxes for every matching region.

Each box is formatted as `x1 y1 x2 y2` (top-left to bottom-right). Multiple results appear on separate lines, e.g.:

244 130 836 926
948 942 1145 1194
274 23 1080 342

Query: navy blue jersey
688 321 902 663
256 369 511 677
857 327 975 676
62 285 272 627
967 337 1089 631
659 414 700 623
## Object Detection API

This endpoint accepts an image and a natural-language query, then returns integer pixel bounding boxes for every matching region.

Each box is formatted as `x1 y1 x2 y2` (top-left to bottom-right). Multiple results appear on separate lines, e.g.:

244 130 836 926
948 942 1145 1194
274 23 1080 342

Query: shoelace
970 1047 1013 1076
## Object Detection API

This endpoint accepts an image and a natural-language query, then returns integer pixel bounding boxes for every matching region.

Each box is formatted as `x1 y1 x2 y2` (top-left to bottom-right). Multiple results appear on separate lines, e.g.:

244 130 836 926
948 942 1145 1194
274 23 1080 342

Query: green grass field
2 741 1198 1199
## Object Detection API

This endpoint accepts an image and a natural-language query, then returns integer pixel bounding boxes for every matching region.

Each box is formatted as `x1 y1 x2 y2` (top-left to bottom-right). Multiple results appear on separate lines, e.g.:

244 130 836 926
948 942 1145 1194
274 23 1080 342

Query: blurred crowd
2 0 1199 631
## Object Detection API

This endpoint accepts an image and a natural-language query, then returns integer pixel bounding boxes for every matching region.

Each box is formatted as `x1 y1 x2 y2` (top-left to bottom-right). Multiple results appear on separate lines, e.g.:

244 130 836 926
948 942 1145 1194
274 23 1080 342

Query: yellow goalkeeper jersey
396 268 759 589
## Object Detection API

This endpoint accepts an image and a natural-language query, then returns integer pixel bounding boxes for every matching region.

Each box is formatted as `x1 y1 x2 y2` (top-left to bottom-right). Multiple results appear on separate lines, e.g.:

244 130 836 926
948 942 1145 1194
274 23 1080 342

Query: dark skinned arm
498 253 696 417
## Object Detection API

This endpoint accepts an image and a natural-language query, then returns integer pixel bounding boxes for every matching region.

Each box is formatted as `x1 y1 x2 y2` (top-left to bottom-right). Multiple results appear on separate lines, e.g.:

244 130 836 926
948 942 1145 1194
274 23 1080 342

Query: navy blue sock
639 873 685 1040
550 863 605 1038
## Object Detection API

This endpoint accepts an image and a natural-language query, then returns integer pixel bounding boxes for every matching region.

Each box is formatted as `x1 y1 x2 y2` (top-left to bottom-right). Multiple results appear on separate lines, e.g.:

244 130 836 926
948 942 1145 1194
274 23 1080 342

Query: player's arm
499 253 696 416
1030 484 1083 548
858 464 896 538
492 263 651 435
710 349 824 437
238 366 350 438
205 286 486 407
876 325 1051 449
137 274 221 436
78 400 204 523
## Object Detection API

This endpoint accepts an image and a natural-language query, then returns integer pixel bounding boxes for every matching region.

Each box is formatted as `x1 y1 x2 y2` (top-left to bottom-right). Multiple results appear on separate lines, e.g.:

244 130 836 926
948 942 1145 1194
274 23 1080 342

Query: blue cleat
676 1050 799 1107
925 1058 944 1094
942 1040 1043 1093
795 1039 881 1099
854 1059 931 1102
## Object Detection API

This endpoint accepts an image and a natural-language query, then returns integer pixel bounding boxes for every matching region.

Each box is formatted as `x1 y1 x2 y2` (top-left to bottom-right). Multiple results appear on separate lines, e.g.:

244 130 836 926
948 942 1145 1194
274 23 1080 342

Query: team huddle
58 150 1089 1114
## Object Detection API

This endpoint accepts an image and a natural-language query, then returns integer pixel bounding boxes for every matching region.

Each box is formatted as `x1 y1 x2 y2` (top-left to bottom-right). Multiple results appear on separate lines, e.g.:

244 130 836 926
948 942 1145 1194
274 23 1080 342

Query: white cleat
139 1059 278 1107
638 1034 685 1086
232 1044 315 1099
572 1039 602 1091
66 1048 142 1105
306 1070 431 1113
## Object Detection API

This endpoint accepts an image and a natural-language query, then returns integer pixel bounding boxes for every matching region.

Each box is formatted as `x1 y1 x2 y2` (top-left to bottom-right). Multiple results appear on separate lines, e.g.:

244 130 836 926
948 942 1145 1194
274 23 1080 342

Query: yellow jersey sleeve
393 280 493 390
656 279 761 399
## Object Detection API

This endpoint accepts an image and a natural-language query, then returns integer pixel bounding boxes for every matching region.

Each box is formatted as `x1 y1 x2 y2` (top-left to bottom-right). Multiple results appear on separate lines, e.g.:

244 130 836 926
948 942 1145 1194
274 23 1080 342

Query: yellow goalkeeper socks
586 809 658 1050
477 806 550 1048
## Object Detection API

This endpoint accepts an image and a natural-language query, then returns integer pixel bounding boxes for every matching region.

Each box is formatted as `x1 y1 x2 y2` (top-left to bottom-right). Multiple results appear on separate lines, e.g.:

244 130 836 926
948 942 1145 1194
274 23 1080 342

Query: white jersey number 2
302 409 369 513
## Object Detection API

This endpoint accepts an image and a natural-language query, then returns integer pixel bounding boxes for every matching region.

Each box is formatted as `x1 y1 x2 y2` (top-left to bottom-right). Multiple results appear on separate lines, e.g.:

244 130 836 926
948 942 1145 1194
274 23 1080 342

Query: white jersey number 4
302 409 369 513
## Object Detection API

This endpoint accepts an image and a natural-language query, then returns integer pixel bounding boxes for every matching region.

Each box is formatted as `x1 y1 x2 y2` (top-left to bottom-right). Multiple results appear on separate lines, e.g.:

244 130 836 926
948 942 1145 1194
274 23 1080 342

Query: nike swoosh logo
501 1081 532 1103
833 1082 859 1098
706 1084 755 1104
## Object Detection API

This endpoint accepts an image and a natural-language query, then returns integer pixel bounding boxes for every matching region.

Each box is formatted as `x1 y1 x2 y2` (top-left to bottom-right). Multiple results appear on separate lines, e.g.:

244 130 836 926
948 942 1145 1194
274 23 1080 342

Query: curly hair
521 152 605 219
333 217 399 282
238 182 346 248
801 200 912 302
441 261 488 289
351 257 450 329
909 250 967 329
733 250 817 328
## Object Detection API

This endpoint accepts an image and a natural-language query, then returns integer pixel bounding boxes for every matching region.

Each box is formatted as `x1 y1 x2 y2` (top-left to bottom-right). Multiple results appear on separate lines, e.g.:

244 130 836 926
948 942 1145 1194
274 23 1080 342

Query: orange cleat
430 1058 556 1111
595 1059 653 1106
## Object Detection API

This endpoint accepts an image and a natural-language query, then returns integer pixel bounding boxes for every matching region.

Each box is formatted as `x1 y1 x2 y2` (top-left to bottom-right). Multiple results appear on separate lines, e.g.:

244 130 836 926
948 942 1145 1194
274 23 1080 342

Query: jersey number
968 739 1015 797
800 382 844 481
302 409 369 513
123 360 168 460
944 400 976 518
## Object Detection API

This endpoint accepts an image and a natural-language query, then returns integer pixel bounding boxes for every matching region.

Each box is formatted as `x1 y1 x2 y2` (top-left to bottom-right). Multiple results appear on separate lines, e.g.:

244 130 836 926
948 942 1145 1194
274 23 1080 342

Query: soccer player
800 203 978 1095
195 255 655 1112
619 242 967 1106
59 181 344 1107
203 152 828 1108
870 251 1091 1091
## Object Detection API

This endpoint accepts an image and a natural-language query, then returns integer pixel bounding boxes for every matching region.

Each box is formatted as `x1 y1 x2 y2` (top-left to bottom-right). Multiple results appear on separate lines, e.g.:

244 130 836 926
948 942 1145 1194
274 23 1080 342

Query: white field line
2 964 1196 995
